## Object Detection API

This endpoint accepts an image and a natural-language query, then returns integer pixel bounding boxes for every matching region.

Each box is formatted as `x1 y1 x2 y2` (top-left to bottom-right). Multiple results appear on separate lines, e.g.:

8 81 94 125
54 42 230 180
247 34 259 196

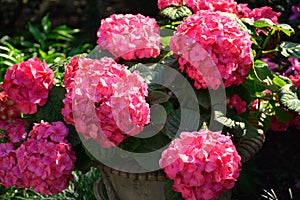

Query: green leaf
136 131 170 152
38 49 47 59
274 107 291 123
41 13 52 34
147 91 170 105
28 23 46 43
253 18 275 28
31 86 66 122
130 63 175 85
214 111 259 138
249 60 280 92
162 101 174 115
279 84 300 114
272 75 287 87
160 6 193 20
160 28 174 48
118 137 141 152
195 88 211 109
275 24 295 37
165 109 201 139
165 179 184 200
87 46 114 59
279 41 300 58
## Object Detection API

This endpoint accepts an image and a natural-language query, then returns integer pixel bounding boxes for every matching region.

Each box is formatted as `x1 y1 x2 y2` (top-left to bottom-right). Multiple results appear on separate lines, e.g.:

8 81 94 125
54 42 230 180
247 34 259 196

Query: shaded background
1 0 300 199
1 0 299 42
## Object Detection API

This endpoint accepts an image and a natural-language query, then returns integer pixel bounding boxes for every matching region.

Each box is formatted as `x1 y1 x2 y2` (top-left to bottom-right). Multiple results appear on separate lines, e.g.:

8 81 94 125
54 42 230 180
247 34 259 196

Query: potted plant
1 0 300 199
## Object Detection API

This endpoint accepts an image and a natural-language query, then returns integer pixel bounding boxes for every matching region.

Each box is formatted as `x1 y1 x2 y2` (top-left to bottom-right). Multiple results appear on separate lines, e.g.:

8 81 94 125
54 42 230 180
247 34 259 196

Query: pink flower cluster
159 130 241 200
97 14 161 60
0 121 76 195
227 95 247 114
0 88 20 121
64 57 150 147
16 121 76 195
170 11 253 89
3 58 54 114
62 56 80 125
0 118 27 143
289 74 300 90
0 142 22 188
237 5 281 24
157 0 238 14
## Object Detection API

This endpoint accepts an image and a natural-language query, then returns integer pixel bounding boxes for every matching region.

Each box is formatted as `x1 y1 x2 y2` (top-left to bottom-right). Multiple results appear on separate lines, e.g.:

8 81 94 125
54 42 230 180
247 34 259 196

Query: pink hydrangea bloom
28 121 69 143
237 5 281 24
157 0 238 14
3 58 54 114
71 57 150 147
159 130 241 200
0 88 20 121
15 121 76 195
289 74 300 90
63 56 80 92
170 11 253 89
0 118 27 143
0 142 23 188
62 57 80 125
97 14 161 60
227 95 247 114
236 4 252 18
249 6 281 24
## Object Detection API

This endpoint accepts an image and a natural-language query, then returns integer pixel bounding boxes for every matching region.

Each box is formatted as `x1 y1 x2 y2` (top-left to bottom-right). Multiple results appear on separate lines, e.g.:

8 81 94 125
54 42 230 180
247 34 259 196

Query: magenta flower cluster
16 121 76 195
62 57 150 147
2 58 54 114
0 121 75 195
227 95 247 115
97 14 161 60
0 58 76 195
170 11 253 89
0 118 27 143
159 130 241 200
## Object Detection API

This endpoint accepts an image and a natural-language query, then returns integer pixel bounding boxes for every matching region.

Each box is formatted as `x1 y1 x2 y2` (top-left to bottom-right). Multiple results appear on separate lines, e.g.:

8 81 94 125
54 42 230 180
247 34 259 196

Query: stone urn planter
93 131 265 200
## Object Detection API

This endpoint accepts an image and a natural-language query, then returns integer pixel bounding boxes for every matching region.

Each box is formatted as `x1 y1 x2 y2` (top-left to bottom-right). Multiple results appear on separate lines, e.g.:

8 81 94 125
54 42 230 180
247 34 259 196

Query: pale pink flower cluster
227 95 247 114
157 0 238 14
66 57 150 147
0 118 27 143
159 130 241 200
97 14 161 60
170 11 253 89
2 58 54 114
237 4 281 24
0 88 20 121
16 121 76 195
